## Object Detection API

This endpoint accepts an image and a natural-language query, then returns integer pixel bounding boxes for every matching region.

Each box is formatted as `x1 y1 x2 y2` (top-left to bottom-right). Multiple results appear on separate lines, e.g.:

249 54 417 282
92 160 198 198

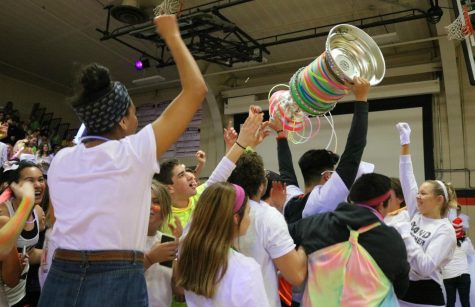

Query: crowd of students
0 13 473 307
0 103 75 181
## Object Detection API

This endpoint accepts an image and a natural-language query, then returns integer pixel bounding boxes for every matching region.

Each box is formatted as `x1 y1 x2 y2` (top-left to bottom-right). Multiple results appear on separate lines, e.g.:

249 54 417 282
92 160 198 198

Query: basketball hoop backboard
452 0 475 85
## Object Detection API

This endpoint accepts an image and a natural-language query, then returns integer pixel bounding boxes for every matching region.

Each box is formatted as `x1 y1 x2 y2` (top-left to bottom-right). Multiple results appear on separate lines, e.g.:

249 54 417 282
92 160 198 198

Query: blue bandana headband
74 81 131 134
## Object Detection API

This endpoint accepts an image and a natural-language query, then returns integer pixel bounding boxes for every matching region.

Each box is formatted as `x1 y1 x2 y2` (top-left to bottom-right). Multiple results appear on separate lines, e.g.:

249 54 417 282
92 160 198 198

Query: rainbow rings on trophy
268 24 385 145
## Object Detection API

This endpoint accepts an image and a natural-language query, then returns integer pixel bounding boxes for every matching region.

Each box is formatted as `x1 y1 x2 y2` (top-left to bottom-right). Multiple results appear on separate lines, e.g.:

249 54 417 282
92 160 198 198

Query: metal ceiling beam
181 0 254 15
96 0 267 68
257 9 428 48
97 0 254 40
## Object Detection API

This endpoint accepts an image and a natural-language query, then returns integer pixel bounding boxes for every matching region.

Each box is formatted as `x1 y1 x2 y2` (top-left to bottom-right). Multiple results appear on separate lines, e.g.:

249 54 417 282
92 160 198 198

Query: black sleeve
277 137 299 187
335 102 368 189
288 215 327 255
288 219 304 247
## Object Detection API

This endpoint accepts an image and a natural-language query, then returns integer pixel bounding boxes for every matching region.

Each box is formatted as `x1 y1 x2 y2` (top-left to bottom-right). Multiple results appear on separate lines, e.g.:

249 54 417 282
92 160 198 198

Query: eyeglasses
320 170 335 176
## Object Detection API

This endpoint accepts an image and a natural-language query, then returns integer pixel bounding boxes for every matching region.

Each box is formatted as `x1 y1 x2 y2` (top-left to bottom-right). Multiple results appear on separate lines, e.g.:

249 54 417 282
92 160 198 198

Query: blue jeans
38 256 147 307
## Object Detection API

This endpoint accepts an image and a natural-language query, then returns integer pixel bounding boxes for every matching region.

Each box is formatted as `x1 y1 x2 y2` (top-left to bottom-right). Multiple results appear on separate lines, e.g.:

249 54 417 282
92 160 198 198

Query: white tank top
3 199 40 305
4 199 40 249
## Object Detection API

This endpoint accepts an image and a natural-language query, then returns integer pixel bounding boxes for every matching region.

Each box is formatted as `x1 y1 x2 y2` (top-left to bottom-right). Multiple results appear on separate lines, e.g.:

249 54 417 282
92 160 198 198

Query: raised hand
236 105 264 149
255 121 271 146
224 120 238 152
195 150 206 166
250 105 262 115
168 216 183 239
269 115 284 133
10 181 34 201
154 14 180 41
349 77 370 102
395 122 411 145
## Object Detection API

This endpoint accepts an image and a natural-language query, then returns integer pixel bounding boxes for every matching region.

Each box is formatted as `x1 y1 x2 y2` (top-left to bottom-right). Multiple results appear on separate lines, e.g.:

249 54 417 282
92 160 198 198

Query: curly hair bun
80 63 111 93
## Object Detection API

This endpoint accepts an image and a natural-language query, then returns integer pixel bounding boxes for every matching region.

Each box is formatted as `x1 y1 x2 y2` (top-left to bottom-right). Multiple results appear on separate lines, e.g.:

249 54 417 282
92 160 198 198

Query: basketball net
446 4 473 40
154 0 183 17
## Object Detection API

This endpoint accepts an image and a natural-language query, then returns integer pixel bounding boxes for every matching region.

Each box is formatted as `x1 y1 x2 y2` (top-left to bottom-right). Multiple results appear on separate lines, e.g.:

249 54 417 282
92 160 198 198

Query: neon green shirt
161 183 206 235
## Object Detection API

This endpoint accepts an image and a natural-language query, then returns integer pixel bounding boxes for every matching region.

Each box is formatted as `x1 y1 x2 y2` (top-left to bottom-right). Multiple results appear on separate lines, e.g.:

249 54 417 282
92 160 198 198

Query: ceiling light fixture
135 57 150 70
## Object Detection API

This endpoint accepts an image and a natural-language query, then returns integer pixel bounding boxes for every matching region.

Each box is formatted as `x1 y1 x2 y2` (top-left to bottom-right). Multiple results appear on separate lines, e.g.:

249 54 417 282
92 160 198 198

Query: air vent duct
110 0 154 25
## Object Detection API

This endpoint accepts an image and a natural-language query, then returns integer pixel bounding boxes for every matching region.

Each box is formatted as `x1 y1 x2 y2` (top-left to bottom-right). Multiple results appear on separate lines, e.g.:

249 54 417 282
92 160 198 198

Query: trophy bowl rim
325 23 385 86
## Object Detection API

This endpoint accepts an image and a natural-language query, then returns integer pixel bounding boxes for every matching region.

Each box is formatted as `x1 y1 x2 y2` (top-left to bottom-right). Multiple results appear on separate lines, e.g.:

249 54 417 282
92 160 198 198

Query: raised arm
223 120 238 154
0 182 34 257
270 117 298 187
151 15 208 159
269 117 302 203
302 78 370 217
396 123 418 218
334 77 370 189
193 150 206 179
205 106 264 187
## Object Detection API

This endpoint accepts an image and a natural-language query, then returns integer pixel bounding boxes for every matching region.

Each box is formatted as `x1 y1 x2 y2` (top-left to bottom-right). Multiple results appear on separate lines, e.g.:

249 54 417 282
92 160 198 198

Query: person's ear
436 194 445 205
118 116 128 131
233 213 239 225
166 184 174 195
376 202 388 217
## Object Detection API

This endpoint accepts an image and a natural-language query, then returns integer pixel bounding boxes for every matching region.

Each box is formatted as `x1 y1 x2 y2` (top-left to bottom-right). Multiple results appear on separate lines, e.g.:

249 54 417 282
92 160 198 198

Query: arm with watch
204 105 267 188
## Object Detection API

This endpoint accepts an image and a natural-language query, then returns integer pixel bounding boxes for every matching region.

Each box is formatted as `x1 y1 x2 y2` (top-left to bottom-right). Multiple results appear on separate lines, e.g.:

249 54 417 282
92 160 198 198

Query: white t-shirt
48 124 159 251
184 249 269 307
442 245 469 279
302 161 374 218
384 209 410 226
235 200 295 307
145 232 173 307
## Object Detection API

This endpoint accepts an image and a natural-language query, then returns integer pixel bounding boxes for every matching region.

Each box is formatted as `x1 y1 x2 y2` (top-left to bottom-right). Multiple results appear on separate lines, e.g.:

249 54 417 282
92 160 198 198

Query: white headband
435 180 448 203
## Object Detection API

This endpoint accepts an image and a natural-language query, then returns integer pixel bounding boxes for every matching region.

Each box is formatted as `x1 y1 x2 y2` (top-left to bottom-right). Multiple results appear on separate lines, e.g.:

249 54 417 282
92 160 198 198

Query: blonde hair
151 180 172 225
426 180 455 217
177 182 247 298
446 182 458 210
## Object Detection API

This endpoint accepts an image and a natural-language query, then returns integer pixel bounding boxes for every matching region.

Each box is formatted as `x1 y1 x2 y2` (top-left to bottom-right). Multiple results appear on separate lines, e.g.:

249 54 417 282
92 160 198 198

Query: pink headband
232 184 246 213
361 190 391 207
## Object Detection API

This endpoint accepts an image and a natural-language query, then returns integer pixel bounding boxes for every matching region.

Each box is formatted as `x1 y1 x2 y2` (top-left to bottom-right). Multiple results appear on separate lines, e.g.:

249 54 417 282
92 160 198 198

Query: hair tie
232 184 245 213
435 180 448 203
361 190 391 207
